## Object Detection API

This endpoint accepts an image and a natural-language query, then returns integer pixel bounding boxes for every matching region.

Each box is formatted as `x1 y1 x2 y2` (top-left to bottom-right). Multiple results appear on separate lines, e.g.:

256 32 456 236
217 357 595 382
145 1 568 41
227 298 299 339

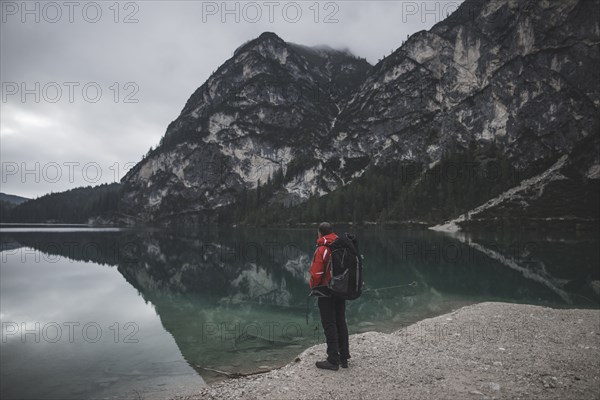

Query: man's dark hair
318 222 333 236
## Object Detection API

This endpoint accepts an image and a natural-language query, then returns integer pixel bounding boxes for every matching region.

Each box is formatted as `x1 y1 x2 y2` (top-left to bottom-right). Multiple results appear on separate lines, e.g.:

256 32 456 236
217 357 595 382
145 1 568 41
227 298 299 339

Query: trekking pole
306 291 311 325
362 281 418 294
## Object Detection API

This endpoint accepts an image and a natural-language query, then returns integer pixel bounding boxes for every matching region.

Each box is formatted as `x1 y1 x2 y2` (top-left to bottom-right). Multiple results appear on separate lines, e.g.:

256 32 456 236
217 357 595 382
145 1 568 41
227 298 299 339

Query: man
309 222 350 371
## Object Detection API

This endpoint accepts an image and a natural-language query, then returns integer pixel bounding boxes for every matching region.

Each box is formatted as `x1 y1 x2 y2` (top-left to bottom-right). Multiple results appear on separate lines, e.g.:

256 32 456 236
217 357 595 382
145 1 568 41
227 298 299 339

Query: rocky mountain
120 32 371 223
119 0 599 228
342 0 599 169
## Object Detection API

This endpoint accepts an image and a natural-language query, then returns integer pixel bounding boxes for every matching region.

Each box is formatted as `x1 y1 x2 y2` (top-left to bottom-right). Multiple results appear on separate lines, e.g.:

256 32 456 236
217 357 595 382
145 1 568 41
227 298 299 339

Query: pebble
180 303 599 400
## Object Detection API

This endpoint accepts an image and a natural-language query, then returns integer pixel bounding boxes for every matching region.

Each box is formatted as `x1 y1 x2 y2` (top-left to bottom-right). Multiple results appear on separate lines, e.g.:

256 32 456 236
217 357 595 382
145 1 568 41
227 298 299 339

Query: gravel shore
174 302 600 400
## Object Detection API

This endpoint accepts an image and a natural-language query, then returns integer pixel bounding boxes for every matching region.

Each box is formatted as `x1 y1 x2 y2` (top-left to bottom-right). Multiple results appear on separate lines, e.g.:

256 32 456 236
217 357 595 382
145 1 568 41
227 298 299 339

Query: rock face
121 32 371 223
121 0 600 225
345 0 599 167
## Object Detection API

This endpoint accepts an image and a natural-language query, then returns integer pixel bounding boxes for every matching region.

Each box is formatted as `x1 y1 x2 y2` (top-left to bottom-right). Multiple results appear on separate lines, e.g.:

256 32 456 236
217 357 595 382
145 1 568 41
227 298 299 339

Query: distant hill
1 184 122 224
0 193 30 205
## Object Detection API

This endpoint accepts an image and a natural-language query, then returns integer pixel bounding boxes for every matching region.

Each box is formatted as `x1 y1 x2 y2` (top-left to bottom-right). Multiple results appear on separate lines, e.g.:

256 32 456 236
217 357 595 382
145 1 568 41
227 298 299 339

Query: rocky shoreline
173 302 600 400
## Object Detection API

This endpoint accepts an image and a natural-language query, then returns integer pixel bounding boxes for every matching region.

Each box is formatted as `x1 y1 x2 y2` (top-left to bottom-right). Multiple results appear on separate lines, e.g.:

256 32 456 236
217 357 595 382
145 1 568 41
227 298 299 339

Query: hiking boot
340 359 348 368
315 360 339 371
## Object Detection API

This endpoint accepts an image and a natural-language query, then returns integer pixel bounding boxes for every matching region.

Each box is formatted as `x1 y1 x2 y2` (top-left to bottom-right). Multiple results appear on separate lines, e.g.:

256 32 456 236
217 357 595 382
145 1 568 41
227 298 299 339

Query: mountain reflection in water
1 226 598 396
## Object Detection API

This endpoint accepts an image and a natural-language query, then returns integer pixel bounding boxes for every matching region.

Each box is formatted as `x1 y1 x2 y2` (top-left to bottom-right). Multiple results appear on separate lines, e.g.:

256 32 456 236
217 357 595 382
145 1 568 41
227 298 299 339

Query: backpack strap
324 252 333 279
313 244 333 286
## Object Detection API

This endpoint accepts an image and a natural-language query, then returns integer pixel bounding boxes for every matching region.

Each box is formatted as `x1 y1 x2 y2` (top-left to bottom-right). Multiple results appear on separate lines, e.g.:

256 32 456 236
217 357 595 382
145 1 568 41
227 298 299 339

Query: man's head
317 222 333 238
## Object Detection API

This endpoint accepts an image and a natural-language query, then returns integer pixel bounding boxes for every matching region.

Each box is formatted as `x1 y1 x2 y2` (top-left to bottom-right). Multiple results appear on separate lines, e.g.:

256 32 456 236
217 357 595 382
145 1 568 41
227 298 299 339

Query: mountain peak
257 31 283 42
290 43 358 59
233 31 286 57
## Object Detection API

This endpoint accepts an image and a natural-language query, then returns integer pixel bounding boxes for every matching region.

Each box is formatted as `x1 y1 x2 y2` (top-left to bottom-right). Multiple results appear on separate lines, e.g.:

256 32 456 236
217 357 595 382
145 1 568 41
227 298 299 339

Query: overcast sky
1 0 463 198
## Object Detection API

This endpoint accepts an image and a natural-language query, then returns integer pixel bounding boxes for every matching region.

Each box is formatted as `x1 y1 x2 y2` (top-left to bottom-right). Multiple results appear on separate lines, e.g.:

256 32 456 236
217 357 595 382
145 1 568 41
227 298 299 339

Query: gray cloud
0 0 462 198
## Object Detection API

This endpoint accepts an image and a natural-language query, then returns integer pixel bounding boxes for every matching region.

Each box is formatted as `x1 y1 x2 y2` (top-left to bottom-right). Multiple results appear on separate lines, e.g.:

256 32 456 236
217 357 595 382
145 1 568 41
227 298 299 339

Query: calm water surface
1 226 598 399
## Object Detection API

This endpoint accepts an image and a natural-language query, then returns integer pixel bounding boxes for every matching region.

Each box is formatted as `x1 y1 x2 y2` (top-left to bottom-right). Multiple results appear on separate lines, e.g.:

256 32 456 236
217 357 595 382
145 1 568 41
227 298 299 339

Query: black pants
317 296 350 364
